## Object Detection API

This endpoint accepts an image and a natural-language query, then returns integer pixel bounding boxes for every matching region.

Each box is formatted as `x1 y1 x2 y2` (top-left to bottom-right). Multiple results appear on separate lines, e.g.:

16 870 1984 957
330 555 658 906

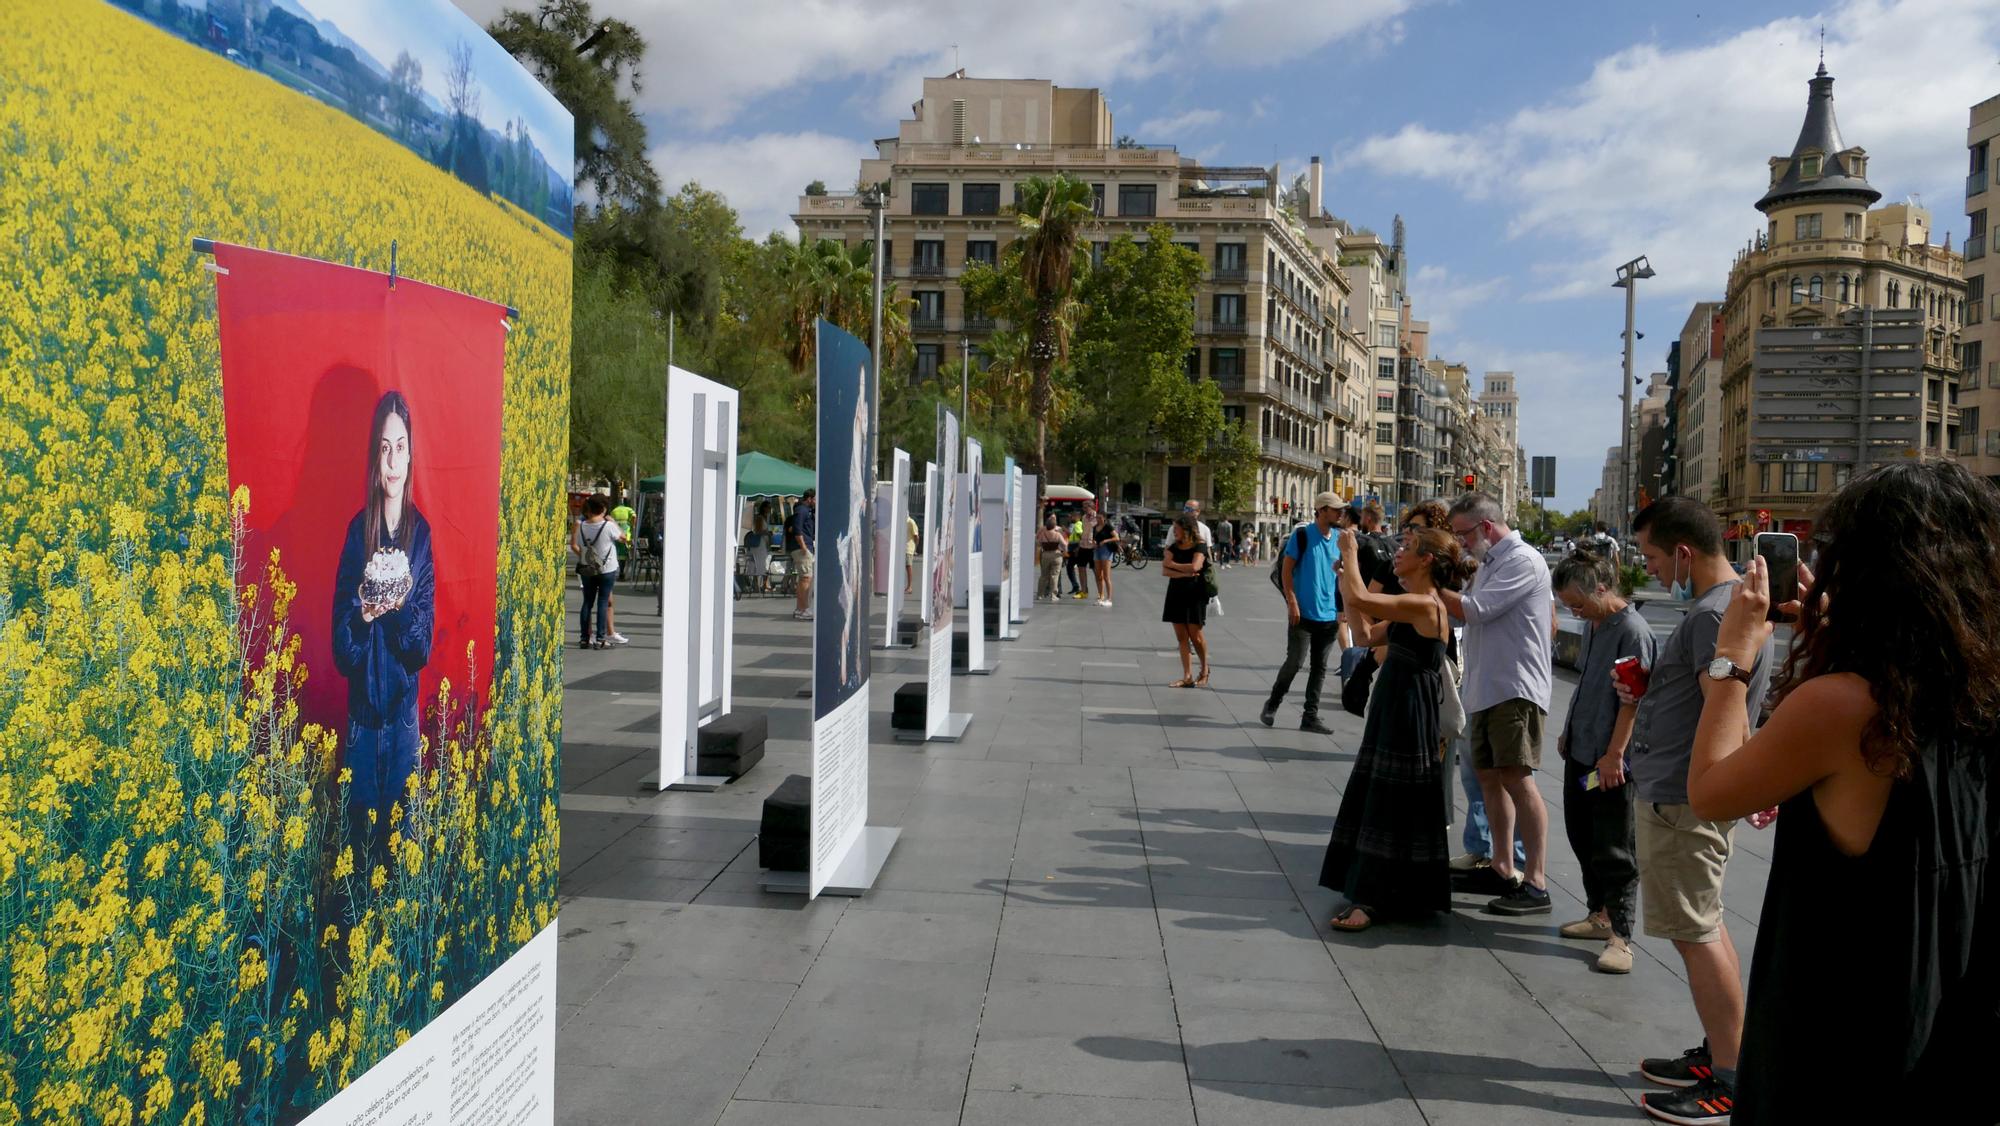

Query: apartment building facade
1718 63 1967 534
1670 301 1724 504
1478 371 1521 511
791 73 1363 539
1965 92 2000 483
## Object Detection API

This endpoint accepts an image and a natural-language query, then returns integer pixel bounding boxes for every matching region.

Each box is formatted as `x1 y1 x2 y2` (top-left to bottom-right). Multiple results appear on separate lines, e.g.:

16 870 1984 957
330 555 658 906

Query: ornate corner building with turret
1716 63 1967 536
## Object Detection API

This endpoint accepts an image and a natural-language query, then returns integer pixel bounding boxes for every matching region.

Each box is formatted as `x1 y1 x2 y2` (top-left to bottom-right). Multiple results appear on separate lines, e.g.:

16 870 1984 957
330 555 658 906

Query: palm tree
1011 174 1096 478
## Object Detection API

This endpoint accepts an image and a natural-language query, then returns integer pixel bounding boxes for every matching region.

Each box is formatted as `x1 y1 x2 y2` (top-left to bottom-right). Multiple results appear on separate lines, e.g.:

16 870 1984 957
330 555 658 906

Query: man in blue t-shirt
1261 491 1344 735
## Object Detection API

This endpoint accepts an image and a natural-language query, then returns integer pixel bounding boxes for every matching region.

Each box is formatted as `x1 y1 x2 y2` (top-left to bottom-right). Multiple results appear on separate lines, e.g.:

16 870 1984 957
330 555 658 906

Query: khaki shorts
1468 698 1544 770
1637 801 1735 943
789 549 814 579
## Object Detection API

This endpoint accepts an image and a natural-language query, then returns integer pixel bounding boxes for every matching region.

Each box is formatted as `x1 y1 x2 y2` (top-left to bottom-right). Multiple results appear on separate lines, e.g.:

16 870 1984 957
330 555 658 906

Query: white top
1455 531 1554 714
578 517 623 573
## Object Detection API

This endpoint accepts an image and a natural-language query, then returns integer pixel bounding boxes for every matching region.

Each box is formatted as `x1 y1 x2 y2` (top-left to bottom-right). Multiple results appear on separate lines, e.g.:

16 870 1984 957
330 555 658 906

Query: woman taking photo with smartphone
1687 460 1998 1122
1318 523 1477 932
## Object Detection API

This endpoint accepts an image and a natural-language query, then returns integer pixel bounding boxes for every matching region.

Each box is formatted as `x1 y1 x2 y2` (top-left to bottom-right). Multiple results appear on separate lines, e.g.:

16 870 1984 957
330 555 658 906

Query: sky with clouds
452 0 2000 510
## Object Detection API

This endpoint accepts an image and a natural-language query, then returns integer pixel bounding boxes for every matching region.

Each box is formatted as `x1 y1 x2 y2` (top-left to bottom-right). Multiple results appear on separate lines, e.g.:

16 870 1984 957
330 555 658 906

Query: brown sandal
1330 905 1375 933
1195 669 1210 687
1169 678 1195 688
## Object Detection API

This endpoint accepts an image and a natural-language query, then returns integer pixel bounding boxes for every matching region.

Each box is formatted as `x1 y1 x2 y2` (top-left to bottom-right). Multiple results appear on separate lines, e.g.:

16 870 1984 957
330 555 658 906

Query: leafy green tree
1060 228 1226 496
569 256 668 487
1009 174 1096 479
486 0 658 209
1210 421 1262 514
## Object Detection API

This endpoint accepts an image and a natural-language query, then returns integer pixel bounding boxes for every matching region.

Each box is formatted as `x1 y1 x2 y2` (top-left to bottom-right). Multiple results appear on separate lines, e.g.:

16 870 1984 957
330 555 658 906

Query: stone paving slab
555 570 1769 1125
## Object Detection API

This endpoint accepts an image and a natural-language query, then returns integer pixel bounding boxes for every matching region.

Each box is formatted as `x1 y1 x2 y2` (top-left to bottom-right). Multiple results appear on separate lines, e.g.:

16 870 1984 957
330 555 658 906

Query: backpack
576 520 609 577
1267 524 1312 596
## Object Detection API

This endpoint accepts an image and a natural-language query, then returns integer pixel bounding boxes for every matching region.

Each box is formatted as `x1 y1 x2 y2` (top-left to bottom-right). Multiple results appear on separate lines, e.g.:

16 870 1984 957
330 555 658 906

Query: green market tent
638 451 815 498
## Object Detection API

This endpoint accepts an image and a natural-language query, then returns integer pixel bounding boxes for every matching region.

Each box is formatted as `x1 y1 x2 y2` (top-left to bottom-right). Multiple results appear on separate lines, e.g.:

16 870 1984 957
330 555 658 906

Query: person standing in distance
1261 492 1343 735
788 489 817 621
1441 491 1555 916
1617 497 1772 1126
1216 514 1236 568
1551 547 1652 975
1036 513 1066 602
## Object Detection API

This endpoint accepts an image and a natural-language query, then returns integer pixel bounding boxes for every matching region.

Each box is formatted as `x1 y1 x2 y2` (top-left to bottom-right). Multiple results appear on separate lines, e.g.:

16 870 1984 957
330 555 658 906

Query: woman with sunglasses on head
1686 460 1999 1123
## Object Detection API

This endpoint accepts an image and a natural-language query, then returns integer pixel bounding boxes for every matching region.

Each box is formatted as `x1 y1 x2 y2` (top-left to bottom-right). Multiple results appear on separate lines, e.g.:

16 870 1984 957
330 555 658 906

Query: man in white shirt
1440 491 1555 917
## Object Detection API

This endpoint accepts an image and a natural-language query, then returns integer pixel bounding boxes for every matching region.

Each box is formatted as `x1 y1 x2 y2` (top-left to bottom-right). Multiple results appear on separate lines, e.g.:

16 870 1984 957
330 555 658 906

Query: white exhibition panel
979 472 1010 640
919 462 937 625
925 416 958 737
877 449 909 646
1014 473 1036 622
959 439 984 674
659 366 739 791
300 922 557 1125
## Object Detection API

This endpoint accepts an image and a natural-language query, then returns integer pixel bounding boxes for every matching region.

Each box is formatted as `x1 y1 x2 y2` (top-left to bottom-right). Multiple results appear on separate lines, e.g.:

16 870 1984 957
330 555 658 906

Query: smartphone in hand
1756 532 1799 623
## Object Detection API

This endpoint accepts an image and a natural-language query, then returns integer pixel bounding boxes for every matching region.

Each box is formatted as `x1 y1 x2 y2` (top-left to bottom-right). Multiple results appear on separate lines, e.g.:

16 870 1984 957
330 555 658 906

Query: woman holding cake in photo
333 389 436 860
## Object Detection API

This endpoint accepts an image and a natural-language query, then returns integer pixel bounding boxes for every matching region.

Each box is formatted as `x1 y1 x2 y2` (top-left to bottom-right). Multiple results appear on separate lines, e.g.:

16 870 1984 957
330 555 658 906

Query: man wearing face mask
1620 497 1773 1125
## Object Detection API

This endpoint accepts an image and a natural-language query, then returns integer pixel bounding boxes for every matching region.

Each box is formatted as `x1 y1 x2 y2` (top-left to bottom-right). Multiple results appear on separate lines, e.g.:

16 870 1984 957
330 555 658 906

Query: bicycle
1116 541 1149 570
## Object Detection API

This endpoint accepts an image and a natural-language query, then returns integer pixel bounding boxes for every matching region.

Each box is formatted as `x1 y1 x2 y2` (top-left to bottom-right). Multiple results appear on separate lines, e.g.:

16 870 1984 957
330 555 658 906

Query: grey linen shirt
1456 531 1554 715
1561 605 1656 767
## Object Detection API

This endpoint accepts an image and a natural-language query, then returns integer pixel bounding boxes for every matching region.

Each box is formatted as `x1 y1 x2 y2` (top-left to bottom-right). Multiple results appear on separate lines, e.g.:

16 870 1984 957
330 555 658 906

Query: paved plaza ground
555 567 1770 1125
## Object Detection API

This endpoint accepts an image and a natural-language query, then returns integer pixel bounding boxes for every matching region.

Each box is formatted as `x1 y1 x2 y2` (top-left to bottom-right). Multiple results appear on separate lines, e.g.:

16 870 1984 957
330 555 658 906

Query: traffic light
1463 473 1476 488
1757 509 1771 523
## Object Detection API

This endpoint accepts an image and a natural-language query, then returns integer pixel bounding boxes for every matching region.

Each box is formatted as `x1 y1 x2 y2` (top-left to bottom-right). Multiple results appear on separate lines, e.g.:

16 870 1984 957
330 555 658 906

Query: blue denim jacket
333 507 435 728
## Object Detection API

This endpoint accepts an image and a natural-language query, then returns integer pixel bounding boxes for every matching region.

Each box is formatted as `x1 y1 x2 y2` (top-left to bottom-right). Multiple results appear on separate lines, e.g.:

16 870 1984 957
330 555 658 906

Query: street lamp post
1611 256 1655 536
960 336 970 432
862 186 886 482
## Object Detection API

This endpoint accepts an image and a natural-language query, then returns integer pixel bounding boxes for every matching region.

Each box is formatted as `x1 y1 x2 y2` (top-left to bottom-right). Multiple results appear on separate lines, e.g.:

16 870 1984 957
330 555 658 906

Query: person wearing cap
1261 492 1345 735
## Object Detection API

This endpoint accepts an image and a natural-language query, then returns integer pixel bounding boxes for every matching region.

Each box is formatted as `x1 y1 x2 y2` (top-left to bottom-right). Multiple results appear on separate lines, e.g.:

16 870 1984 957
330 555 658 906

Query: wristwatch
1705 657 1754 685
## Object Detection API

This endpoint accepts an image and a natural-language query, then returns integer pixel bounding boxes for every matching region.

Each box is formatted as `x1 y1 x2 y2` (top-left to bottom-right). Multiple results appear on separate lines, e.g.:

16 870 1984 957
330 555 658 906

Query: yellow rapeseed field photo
0 2 569 1121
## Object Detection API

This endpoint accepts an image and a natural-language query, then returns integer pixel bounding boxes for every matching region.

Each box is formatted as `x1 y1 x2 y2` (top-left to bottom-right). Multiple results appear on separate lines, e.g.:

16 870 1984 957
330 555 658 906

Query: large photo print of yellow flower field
0 2 571 1122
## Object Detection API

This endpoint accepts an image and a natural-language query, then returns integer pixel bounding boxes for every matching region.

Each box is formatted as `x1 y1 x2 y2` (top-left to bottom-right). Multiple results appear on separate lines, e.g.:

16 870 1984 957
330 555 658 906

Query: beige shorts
789 549 814 578
1469 698 1544 770
1637 801 1735 943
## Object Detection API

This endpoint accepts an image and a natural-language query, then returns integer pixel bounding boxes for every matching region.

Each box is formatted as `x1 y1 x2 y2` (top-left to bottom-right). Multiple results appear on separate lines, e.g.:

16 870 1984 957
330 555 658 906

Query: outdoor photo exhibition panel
924 411 970 739
797 319 897 897
980 468 1008 644
875 448 911 648
1012 470 1035 625
657 365 739 791
5 2 575 1121
920 464 936 632
960 438 989 674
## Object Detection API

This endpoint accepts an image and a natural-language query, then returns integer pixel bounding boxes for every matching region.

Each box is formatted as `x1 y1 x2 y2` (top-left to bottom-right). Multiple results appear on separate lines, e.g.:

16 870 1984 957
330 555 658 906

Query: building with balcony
1717 62 1967 535
1332 223 1410 506
1477 371 1522 512
793 72 1367 539
1670 301 1725 505
1965 92 2000 484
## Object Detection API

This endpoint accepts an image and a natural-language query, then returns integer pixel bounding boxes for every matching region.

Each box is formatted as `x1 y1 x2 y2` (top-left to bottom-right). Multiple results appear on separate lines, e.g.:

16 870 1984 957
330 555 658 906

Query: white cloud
1136 108 1227 137
488 0 1414 131
648 132 879 240
1347 0 2000 302
1410 264 1510 334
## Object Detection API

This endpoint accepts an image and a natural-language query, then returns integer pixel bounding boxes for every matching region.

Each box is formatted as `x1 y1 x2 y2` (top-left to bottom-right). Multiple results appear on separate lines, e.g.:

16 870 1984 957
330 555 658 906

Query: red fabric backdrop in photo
212 242 507 751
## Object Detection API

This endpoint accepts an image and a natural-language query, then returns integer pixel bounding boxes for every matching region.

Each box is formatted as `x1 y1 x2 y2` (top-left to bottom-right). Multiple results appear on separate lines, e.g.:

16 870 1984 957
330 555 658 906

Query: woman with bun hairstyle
1318 523 1477 932
332 390 435 859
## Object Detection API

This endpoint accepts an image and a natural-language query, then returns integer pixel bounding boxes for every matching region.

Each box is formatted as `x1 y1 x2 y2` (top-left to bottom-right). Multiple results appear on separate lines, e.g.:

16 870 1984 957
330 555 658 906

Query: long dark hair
1778 460 2000 778
1403 525 1477 592
364 390 414 556
1174 512 1201 547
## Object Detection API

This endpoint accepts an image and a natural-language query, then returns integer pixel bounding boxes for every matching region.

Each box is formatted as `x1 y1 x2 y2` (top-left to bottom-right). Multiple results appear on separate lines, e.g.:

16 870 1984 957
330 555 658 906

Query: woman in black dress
1319 524 1476 932
1683 461 2000 1123
1160 513 1210 688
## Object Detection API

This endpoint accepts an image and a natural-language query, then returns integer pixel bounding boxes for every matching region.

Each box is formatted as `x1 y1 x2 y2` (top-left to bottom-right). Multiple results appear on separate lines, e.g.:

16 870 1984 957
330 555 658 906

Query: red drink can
1613 656 1649 698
